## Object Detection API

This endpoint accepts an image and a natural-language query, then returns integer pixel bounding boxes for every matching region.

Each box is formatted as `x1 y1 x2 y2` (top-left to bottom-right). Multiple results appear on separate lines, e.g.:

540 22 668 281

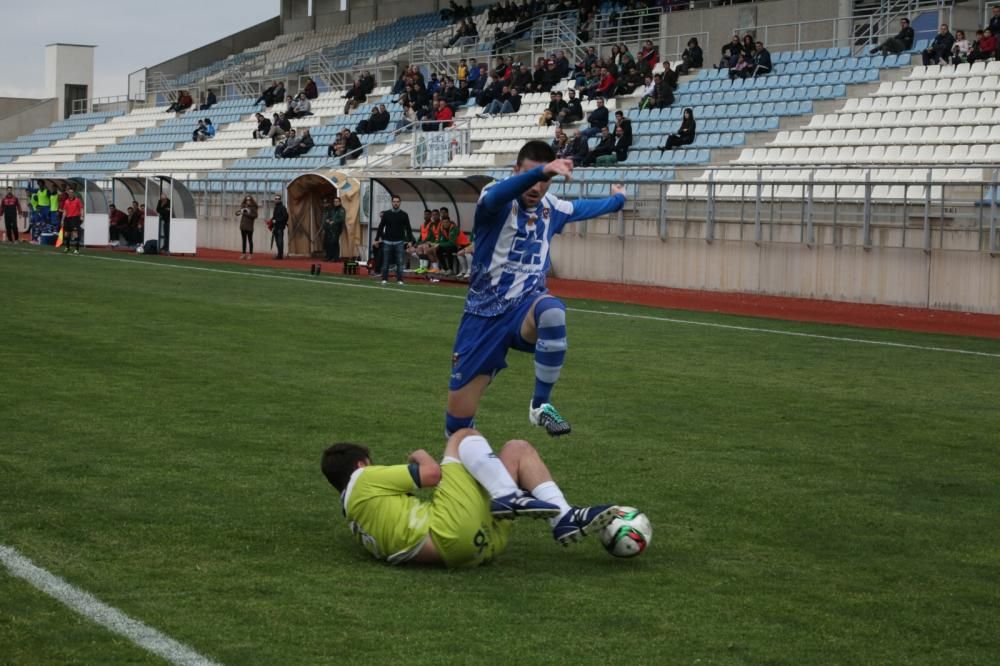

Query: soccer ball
136 245 144 254
599 507 652 558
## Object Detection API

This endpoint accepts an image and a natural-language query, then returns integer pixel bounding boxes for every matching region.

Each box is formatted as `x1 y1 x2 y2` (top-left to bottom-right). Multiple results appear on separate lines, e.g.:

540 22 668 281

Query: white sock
431 262 439 270
457 435 518 498
458 255 469 273
419 258 428 269
531 480 572 525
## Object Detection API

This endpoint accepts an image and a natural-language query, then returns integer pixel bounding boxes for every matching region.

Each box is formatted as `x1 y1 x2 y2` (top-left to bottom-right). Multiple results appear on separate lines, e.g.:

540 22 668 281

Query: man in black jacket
872 17 914 55
269 194 289 259
557 88 583 125
568 131 590 166
584 126 614 166
374 196 416 284
751 42 772 77
579 97 608 138
923 24 955 65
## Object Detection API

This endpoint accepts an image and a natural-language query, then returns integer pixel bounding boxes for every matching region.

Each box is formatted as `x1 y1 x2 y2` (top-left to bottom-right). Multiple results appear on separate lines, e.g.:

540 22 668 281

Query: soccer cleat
490 491 560 520
397 280 405 285
72 249 79 254
380 280 388 285
529 402 572 437
553 505 618 546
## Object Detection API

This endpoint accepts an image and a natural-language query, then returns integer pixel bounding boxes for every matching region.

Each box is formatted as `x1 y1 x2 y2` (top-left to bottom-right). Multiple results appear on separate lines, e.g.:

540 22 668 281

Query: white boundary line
5 247 1000 359
0 545 221 666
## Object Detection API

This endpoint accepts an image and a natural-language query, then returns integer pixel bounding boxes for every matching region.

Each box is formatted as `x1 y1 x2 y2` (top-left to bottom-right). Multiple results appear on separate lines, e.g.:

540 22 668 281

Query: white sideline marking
0 545 221 666
5 246 1000 359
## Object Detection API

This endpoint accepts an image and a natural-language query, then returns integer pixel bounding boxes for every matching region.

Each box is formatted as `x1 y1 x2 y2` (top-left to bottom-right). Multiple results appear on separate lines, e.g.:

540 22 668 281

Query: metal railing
70 95 140 116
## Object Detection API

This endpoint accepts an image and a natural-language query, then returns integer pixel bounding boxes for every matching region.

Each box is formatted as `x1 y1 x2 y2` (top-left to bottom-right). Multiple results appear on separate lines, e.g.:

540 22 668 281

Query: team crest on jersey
542 207 550 219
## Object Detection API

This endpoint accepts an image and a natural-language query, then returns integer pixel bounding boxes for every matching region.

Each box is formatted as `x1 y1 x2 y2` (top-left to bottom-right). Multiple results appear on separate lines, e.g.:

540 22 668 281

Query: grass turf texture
1 245 999 665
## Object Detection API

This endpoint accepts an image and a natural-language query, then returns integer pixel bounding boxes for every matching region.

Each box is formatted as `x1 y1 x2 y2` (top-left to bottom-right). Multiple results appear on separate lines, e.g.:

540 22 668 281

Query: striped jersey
465 165 625 317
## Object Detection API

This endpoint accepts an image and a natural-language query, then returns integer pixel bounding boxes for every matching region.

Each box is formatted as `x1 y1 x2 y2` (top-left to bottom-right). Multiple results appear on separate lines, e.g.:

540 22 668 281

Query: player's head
391 195 401 210
514 140 556 208
321 443 371 492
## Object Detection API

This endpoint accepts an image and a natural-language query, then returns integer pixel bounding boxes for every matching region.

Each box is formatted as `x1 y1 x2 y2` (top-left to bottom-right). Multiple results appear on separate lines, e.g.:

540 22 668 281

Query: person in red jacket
61 187 84 253
108 203 130 244
433 98 454 130
1 188 22 242
586 67 617 100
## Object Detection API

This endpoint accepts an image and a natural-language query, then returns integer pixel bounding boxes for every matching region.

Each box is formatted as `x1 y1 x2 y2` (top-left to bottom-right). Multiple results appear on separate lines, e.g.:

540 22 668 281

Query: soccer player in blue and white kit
445 140 627 439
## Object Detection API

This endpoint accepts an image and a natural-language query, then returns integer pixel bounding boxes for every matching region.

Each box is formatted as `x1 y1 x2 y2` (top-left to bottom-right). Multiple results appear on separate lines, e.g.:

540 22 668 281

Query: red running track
133 248 1000 340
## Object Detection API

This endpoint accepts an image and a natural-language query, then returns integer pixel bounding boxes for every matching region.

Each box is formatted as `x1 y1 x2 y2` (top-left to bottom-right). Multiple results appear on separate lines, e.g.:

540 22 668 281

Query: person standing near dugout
1 188 22 242
61 188 84 254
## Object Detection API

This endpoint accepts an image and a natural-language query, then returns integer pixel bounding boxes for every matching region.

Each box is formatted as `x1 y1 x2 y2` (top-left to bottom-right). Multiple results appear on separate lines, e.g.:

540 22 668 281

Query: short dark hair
516 140 556 166
391 195 401 202
321 443 371 492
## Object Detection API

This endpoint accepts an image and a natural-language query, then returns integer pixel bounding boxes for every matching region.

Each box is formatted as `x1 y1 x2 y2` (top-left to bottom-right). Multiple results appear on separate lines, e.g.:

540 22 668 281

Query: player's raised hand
543 158 574 181
611 184 628 199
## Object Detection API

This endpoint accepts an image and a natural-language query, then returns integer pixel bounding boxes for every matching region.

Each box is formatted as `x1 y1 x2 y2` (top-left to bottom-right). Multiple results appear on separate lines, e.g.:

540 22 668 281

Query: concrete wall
0 98 58 143
147 17 282 80
45 45 94 120
0 98 45 120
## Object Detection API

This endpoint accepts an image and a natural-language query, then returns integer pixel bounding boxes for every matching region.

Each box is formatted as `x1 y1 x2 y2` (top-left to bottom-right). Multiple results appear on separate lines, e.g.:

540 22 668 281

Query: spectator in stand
108 203 129 244
374 104 391 131
557 88 584 125
256 82 278 107
638 74 657 110
613 110 632 146
340 128 362 165
567 130 590 166
321 197 346 262
468 59 482 88
729 53 752 80
579 97 609 138
653 72 676 109
540 59 561 92
551 128 568 155
287 93 312 118
585 67 616 100
303 77 319 99
922 24 955 66
584 126 615 166
741 34 755 60
357 106 381 134
268 113 291 145
512 63 532 92
718 35 741 69
527 57 546 92
675 38 703 75
493 56 512 82
1 188 21 243
872 17 914 55
273 129 296 157
373 195 416 284
553 50 571 78
577 10 593 43
751 41 772 77
457 59 469 85
279 128 314 158
252 113 271 139
156 193 170 253
273 81 287 103
661 107 696 151
482 85 521 115
661 60 679 91
612 124 631 163
951 30 971 64
199 89 217 111
192 118 215 142
991 6 1000 37
616 63 643 95
969 29 998 63
268 193 289 260
427 72 442 95
548 91 567 118
424 98 454 130
638 40 659 69
237 195 257 260
538 109 555 126
166 90 193 113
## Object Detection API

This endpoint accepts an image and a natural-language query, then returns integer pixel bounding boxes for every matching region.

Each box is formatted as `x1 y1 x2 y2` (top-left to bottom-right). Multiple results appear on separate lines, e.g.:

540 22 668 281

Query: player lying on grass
321 428 617 567
446 140 627 438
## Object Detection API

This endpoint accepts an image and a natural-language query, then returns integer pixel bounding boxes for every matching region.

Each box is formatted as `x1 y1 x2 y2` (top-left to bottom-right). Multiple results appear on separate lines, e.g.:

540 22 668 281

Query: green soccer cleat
529 402 571 437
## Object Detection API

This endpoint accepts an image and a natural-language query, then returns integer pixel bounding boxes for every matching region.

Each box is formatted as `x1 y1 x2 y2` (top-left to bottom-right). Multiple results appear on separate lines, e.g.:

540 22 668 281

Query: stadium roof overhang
112 175 197 219
348 170 495 228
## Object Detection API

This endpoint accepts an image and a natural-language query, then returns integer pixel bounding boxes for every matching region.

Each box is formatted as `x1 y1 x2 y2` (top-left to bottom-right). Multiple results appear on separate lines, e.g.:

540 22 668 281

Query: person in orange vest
454 229 474 279
413 209 441 274
61 187 84 254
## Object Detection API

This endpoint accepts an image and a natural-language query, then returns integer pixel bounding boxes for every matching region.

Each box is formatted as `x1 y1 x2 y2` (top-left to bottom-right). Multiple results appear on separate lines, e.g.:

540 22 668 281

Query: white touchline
0 545 221 666
6 246 1000 359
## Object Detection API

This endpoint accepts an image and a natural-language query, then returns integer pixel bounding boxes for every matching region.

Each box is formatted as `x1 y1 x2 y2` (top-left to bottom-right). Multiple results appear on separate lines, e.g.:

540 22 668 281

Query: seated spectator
268 113 291 145
567 130 589 166
273 81 286 103
278 128 314 158
126 205 143 245
432 98 455 130
718 36 741 68
108 204 130 244
551 128 568 155
339 128 362 165
553 50 570 79
574 46 598 78
579 96 608 138
612 124 631 163
199 89 217 111
638 40 659 69
584 126 614 166
482 85 521 115
741 34 756 60
252 113 271 139
613 110 632 145
922 24 955 66
585 67 616 100
616 64 643 95
303 77 319 99
343 79 367 102
872 18 914 55
539 59 561 92
729 54 752 80
539 109 555 126
287 93 312 118
638 75 657 110
192 118 215 142
274 129 296 157
467 59 482 88
751 41 772 77
427 72 442 95
548 91 567 118
373 104 391 132
969 29 998 63
675 38 703 75
661 108 696 151
255 81 276 107
951 30 971 64
653 73 676 109
661 60 679 91
511 63 532 92
166 90 193 113
557 88 583 125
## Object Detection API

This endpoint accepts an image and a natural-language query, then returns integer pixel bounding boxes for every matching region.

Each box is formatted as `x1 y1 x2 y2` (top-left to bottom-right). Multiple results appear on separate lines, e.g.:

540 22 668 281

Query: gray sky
0 0 278 99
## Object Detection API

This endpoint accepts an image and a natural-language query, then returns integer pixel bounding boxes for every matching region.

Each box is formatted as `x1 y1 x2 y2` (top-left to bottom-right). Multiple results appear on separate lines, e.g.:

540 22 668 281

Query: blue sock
445 412 475 438
532 297 567 409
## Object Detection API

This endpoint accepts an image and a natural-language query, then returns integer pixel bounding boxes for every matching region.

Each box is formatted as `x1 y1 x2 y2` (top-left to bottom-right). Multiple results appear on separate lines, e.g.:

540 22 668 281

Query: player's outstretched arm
562 183 628 224
408 449 442 488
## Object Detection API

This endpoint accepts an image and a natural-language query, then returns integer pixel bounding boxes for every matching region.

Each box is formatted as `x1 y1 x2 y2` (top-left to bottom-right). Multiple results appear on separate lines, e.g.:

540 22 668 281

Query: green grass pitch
1 245 999 665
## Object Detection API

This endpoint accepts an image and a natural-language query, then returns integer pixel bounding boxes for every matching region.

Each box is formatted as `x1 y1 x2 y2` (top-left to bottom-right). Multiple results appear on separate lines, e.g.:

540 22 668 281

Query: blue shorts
449 296 540 390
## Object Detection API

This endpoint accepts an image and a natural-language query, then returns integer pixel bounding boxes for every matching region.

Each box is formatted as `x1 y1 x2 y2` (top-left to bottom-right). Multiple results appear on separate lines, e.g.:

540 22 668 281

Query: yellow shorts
429 462 512 568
